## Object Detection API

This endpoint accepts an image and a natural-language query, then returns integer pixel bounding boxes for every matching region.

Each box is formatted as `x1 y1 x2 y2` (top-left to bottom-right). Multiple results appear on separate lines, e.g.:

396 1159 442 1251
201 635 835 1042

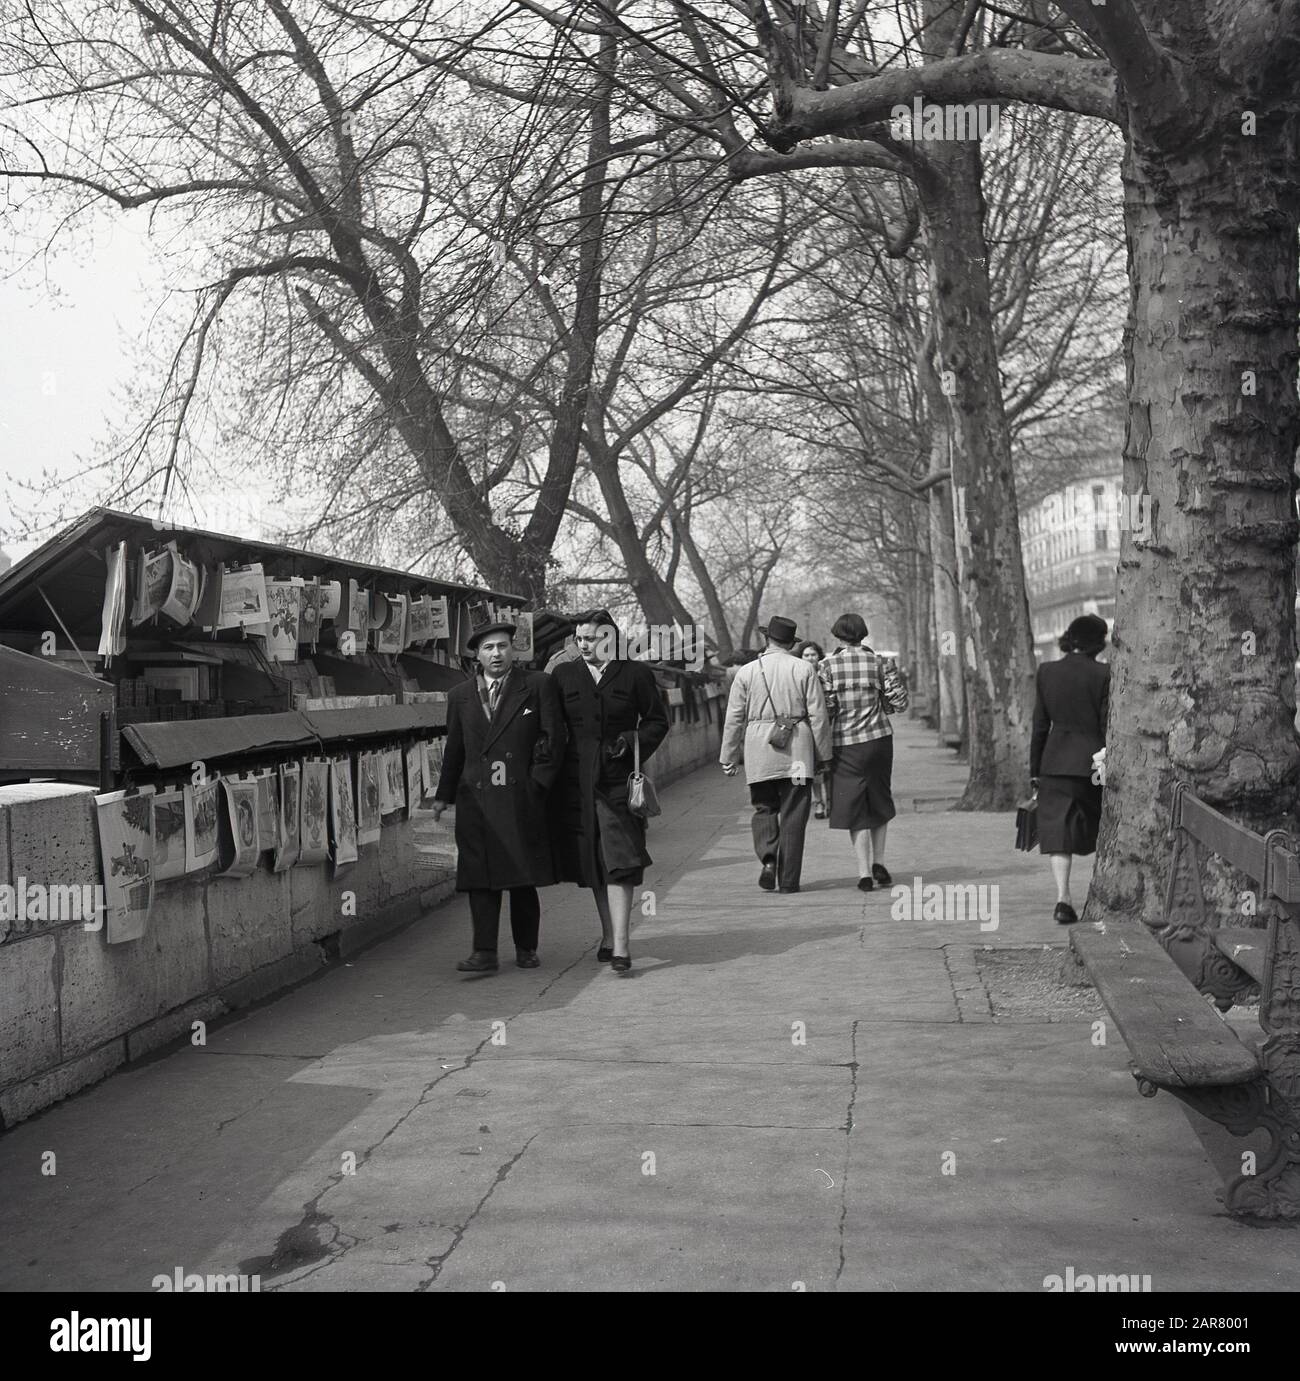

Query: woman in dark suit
1030 614 1111 925
551 610 670 972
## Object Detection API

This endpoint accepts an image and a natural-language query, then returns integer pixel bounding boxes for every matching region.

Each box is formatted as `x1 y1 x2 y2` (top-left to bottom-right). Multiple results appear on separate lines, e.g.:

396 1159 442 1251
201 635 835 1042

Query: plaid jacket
818 644 893 747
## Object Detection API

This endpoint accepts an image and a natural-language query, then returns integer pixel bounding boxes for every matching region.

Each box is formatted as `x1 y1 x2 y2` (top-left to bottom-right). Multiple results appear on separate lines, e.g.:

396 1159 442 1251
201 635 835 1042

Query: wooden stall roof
0 507 522 640
122 701 447 770
122 711 315 768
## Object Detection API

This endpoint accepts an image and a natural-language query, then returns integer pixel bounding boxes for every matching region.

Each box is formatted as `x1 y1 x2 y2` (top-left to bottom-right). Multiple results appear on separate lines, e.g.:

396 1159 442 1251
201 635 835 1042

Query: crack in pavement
835 1019 860 1289
415 1133 539 1291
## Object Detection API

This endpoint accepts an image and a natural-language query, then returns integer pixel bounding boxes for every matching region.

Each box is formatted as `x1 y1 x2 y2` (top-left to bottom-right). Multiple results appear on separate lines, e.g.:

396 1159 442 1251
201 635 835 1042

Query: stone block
288 861 335 946
205 864 291 990
217 947 326 1011
0 1041 125 1130
59 886 210 1060
0 933 58 1087
0 786 98 940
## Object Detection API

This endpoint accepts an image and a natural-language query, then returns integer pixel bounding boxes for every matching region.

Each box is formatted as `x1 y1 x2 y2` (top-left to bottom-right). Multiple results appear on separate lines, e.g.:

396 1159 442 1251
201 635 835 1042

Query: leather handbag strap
756 656 777 720
757 654 806 722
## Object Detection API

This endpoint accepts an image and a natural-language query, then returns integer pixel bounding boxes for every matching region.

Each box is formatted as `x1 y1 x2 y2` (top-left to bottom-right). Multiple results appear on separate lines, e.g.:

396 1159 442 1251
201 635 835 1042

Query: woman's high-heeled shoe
611 953 631 973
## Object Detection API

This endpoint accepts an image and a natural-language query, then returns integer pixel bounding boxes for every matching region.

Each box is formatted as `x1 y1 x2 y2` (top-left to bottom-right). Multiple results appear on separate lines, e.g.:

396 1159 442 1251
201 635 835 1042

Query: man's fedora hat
467 619 518 650
758 615 798 645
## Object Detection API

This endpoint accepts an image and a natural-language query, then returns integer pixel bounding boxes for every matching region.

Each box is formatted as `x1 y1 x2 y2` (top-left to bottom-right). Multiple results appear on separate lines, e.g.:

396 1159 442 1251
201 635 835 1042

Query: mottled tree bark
919 139 1036 805
1089 120 1300 926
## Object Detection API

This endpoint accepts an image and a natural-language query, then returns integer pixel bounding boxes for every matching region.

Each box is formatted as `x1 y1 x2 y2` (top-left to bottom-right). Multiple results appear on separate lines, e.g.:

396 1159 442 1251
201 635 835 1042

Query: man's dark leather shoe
872 863 892 886
515 949 540 968
1054 902 1079 925
857 876 874 892
759 861 777 891
779 885 800 893
456 951 499 972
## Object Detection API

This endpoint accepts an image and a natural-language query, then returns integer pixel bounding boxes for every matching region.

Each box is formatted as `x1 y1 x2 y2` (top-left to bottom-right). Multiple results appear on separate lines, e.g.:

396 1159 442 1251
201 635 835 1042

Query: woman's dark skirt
1036 774 1102 855
829 736 896 831
592 792 649 886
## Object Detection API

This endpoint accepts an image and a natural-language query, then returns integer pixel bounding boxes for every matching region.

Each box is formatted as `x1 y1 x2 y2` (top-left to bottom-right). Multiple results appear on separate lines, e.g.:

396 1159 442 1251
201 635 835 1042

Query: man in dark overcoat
432 620 565 972
550 610 670 971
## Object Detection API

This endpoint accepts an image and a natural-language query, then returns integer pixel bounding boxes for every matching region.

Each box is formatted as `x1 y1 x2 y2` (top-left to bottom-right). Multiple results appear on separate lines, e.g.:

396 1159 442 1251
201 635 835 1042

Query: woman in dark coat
1030 613 1111 925
551 610 670 972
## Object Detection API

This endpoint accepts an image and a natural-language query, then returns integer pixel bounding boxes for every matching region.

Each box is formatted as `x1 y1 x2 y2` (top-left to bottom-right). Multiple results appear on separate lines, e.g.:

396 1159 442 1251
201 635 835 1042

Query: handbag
627 724 661 819
881 657 909 715
1015 792 1039 852
757 657 800 749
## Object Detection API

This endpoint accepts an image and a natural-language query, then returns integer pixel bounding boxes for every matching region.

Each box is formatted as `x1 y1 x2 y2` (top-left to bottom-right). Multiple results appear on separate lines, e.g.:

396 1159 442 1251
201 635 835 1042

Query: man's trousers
748 778 812 890
468 887 541 951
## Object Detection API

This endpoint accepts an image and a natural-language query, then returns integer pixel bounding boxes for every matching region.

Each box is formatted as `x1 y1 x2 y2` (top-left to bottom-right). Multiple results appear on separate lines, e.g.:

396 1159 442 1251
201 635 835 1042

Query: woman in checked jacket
817 613 899 892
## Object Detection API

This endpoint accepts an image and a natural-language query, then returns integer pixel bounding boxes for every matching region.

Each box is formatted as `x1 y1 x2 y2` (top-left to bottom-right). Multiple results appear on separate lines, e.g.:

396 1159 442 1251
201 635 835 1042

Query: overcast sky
0 212 283 564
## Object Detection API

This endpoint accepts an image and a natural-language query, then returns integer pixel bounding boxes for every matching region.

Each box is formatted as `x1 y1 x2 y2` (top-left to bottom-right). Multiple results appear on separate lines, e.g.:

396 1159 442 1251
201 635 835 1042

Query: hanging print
379 748 404 815
298 760 330 864
98 539 128 661
95 786 155 944
357 751 382 845
274 762 301 872
185 778 221 873
422 738 445 800
319 580 343 623
329 756 358 872
263 580 301 661
161 543 201 625
256 770 279 853
131 546 172 625
152 788 187 883
299 578 321 646
406 595 433 644
427 595 450 640
219 776 261 877
405 743 423 813
217 563 269 630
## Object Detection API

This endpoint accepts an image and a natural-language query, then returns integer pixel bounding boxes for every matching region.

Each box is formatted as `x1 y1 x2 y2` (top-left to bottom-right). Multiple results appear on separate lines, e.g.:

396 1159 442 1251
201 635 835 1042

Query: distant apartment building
1020 473 1121 662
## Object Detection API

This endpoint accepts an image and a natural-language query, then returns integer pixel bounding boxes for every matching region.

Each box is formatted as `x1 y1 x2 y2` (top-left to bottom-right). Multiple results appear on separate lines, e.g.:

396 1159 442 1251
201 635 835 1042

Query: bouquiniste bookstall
0 509 533 942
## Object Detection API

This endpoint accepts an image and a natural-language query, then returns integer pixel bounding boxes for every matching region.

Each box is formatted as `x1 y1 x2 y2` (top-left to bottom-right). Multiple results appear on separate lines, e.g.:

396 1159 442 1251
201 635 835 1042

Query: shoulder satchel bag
881 657 909 715
757 656 801 750
627 721 661 819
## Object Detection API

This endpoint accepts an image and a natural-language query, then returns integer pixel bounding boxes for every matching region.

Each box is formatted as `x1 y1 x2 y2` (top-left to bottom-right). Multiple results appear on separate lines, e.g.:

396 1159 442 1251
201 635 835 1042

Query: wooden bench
1071 783 1300 1220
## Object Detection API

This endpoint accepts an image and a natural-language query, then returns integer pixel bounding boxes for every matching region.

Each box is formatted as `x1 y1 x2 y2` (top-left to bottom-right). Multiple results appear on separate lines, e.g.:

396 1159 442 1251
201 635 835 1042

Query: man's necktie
488 679 501 717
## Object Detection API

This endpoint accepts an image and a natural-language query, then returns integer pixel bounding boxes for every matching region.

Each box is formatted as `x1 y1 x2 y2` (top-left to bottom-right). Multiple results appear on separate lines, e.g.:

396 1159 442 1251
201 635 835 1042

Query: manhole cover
975 946 1104 1020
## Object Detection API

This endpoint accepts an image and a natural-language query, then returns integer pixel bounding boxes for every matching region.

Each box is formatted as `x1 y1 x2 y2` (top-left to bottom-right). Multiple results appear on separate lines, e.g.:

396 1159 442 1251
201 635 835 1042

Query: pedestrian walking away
720 614 832 893
1030 614 1110 925
817 613 901 892
551 609 670 973
432 620 566 972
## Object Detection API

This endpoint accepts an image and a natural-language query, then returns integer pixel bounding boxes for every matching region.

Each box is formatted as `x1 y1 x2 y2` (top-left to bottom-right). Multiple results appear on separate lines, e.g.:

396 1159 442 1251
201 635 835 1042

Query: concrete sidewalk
1 720 1295 1292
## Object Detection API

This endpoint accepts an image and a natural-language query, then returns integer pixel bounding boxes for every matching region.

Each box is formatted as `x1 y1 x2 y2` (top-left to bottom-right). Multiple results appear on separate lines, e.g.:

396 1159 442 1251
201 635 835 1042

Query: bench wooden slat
1179 794 1268 880
1072 923 1260 1089
1212 926 1268 984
